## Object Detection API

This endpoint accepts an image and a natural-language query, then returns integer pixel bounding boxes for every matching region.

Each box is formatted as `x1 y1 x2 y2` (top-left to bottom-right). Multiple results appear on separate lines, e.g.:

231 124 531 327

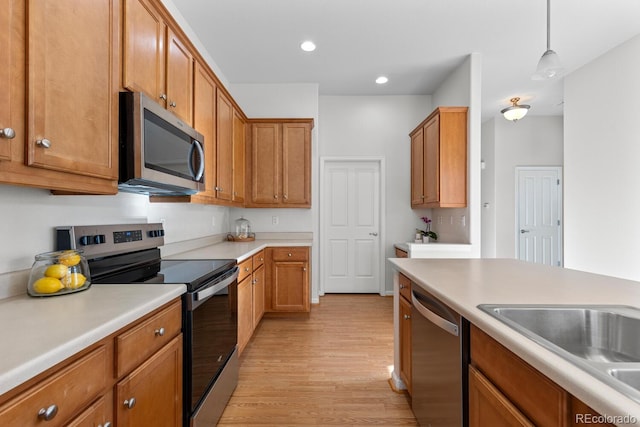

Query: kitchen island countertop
0 284 185 396
388 257 640 425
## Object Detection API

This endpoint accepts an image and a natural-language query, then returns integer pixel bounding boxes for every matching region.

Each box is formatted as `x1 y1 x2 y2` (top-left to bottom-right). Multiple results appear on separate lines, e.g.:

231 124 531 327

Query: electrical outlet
438 216 443 225
460 215 466 227
272 216 279 225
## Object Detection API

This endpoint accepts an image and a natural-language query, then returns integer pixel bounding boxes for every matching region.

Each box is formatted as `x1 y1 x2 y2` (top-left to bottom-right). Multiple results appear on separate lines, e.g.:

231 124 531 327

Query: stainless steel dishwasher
411 284 469 427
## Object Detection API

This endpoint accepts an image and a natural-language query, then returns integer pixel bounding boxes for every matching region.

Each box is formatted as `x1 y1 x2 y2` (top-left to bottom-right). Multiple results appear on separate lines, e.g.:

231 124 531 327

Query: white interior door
516 167 563 266
322 160 381 293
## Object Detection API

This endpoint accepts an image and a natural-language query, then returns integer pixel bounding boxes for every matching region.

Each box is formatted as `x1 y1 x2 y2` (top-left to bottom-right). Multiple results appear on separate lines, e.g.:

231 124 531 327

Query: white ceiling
172 0 640 121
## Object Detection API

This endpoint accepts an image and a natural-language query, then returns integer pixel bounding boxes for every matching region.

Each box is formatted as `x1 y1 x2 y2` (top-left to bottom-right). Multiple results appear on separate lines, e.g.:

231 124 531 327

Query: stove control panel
56 223 165 259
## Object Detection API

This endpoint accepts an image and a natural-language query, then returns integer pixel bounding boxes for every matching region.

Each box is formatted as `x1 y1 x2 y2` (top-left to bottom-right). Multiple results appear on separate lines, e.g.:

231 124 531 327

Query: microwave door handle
188 140 205 181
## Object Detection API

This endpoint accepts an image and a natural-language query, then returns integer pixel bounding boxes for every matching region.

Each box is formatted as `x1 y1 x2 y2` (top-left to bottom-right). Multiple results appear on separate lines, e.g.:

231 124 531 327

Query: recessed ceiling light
300 41 316 52
376 76 388 84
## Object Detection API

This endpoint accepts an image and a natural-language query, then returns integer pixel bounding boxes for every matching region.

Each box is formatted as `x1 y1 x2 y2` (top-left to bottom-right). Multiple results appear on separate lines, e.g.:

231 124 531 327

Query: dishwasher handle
412 290 459 336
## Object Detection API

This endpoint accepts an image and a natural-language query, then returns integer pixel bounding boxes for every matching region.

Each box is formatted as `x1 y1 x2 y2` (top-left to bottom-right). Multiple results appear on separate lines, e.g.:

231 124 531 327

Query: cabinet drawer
238 257 253 283
116 299 182 378
395 248 408 258
471 325 569 426
0 346 108 427
399 273 411 301
252 250 265 270
271 247 309 261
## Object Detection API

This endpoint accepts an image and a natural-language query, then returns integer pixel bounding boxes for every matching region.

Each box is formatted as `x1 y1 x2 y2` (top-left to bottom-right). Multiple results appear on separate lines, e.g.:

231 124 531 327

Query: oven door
184 267 239 426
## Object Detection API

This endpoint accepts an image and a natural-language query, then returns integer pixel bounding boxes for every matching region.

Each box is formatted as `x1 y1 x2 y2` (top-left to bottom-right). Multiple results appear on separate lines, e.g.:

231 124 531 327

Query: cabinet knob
303 267 307 271
159 94 167 100
37 404 58 421
399 284 405 289
260 257 264 261
283 194 288 200
274 194 278 199
99 423 112 427
421 195 425 199
123 398 136 409
244 267 250 272
0 127 16 139
169 101 177 108
404 314 411 320
288 253 292 257
36 138 51 148
154 327 165 337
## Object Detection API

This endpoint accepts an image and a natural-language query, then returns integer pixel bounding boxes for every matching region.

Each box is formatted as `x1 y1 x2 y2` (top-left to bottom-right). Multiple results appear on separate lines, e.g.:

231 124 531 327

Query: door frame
514 166 563 266
319 157 386 296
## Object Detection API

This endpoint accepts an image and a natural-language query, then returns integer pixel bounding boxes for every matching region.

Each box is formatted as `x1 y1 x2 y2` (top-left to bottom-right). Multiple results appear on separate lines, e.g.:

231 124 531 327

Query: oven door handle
195 267 239 302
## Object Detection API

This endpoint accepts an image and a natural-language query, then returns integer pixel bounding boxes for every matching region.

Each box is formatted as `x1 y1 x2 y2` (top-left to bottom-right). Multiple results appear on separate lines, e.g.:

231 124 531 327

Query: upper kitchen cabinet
123 0 194 124
232 110 246 204
215 91 234 203
410 107 468 209
247 120 313 208
0 0 118 194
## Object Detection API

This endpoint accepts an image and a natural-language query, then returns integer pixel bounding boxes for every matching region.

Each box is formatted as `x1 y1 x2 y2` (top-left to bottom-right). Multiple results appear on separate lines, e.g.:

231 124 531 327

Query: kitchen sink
482 305 640 363
478 304 640 403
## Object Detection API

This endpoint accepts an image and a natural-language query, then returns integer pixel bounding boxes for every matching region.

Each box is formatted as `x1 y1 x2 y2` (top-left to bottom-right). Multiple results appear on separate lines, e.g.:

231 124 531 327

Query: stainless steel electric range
56 223 238 427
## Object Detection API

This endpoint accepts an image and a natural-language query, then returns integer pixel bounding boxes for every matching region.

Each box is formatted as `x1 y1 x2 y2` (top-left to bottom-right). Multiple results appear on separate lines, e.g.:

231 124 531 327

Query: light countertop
0 284 185 396
166 238 312 262
388 258 640 424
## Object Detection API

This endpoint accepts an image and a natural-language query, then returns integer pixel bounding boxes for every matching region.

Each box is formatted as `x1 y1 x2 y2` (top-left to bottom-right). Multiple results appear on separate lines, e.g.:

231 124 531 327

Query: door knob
520 229 530 234
369 232 378 236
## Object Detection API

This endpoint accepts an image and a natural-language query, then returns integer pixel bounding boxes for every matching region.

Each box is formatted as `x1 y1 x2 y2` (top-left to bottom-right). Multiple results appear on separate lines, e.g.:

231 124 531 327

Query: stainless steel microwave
119 91 204 195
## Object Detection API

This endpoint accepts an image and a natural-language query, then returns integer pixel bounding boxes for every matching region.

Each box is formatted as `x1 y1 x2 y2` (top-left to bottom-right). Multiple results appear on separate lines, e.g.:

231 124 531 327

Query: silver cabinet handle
288 253 292 257
0 128 15 139
123 398 136 409
38 404 58 421
274 194 278 199
244 267 250 272
404 314 411 320
520 229 530 234
283 194 288 200
154 327 165 336
399 284 405 289
303 267 307 271
369 232 378 236
169 101 176 108
159 94 167 100
99 423 112 427
36 139 51 148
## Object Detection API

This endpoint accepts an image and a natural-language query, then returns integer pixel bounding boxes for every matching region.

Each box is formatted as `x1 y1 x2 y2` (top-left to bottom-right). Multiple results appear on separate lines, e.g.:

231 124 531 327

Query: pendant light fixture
532 0 564 80
501 97 530 122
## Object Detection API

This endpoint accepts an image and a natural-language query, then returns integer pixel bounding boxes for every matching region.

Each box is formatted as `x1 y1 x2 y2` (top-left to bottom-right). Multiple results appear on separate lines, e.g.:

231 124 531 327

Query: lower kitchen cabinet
0 298 183 427
398 273 412 394
115 335 182 427
266 247 310 313
470 325 615 427
238 250 266 354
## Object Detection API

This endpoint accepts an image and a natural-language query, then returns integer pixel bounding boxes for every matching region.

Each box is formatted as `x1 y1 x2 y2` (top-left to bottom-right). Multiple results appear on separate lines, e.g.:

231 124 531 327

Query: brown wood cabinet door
238 275 253 354
116 335 182 427
165 28 193 124
0 3 13 161
399 295 412 395
193 63 217 196
66 393 113 427
282 122 311 206
424 115 440 204
252 264 265 327
216 92 234 201
27 0 119 180
251 123 280 204
123 0 165 104
469 365 534 427
410 128 424 207
272 260 309 312
232 111 245 204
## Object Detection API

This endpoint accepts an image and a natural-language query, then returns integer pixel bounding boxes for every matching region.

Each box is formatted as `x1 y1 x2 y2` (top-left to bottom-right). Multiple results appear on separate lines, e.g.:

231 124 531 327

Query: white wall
0 184 230 275
319 95 432 294
481 116 564 259
431 53 482 254
564 34 640 281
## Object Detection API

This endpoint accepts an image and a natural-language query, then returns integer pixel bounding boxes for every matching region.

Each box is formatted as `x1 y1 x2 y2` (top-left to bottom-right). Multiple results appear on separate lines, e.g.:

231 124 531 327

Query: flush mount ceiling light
501 97 531 122
375 76 388 84
532 0 564 80
300 41 316 52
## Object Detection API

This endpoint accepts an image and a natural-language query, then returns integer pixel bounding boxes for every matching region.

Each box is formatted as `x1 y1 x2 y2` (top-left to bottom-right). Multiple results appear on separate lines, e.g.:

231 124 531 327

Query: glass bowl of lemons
27 249 91 297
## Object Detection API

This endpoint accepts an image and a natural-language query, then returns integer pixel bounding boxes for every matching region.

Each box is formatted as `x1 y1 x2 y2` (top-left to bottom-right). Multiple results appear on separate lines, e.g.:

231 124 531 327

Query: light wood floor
217 294 418 426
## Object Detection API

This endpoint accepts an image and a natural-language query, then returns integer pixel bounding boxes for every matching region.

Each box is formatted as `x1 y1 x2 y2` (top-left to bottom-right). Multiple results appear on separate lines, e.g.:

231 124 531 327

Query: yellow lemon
58 251 81 267
44 263 69 279
32 277 64 294
62 273 87 289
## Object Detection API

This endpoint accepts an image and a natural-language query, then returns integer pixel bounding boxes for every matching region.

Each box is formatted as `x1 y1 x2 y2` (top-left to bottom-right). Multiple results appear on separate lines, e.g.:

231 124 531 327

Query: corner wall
564 34 640 280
